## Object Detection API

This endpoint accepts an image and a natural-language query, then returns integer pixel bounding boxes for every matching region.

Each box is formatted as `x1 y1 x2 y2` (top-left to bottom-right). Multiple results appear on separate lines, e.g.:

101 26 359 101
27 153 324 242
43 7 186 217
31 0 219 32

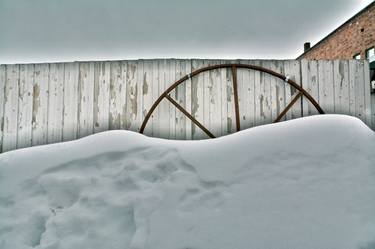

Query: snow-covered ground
0 115 374 249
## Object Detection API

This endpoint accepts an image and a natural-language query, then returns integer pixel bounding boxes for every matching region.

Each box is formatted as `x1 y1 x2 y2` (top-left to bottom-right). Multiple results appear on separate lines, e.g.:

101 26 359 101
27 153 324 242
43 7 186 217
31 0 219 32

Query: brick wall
300 3 375 60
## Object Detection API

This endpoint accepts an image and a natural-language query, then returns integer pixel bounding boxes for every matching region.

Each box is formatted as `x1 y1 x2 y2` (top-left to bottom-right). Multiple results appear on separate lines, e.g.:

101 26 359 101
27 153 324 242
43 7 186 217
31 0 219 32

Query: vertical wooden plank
268 60 284 122
166 59 174 139
47 63 64 144
125 60 139 132
261 60 273 124
121 61 128 130
333 60 350 114
207 60 221 136
237 59 255 130
275 61 287 122
94 61 110 133
136 60 144 133
283 61 292 121
349 60 357 117
247 60 257 128
78 62 95 138
185 59 192 139
32 64 49 146
226 60 237 133
151 60 161 137
157 59 170 138
333 60 341 114
301 60 320 116
238 60 247 130
318 60 326 113
175 60 187 139
363 60 372 127
168 59 178 139
220 60 229 136
318 60 335 114
191 59 205 139
63 62 79 141
3 65 19 152
269 60 277 122
300 59 309 117
258 60 267 125
354 60 366 123
142 60 153 136
202 60 211 137
253 60 263 126
109 61 124 130
0 65 5 152
284 60 303 119
17 64 34 149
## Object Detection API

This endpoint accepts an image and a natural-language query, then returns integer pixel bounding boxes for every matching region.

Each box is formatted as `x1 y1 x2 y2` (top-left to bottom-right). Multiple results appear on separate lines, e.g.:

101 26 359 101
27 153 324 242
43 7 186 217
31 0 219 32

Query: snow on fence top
0 59 373 153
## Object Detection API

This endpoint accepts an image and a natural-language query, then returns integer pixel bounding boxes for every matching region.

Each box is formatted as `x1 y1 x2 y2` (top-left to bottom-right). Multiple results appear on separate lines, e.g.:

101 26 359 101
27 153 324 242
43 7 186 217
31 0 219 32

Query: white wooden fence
0 59 373 153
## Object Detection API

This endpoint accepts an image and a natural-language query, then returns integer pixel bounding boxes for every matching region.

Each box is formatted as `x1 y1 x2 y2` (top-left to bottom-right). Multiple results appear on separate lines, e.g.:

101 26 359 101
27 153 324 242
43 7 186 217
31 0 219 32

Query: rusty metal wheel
140 64 324 138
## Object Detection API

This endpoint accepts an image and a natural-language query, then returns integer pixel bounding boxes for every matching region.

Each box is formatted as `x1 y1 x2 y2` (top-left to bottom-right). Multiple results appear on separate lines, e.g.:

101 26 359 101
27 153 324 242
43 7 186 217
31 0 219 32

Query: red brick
299 3 375 60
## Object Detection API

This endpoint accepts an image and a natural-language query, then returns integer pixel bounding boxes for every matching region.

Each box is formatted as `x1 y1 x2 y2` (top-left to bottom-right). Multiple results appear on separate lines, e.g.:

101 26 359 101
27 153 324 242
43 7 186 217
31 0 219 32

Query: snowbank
0 115 374 249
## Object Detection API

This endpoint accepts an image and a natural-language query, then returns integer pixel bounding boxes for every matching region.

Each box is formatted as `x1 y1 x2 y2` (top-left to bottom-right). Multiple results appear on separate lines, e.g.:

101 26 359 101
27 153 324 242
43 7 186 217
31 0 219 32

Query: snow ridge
0 115 375 249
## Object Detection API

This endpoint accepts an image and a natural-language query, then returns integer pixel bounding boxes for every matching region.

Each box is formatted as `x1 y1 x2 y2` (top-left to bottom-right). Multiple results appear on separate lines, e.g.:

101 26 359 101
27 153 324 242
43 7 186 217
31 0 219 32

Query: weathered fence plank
32 64 49 146
175 60 189 139
94 61 110 133
354 61 366 123
109 61 125 130
364 60 372 127
151 60 161 137
0 65 5 152
0 59 373 152
125 61 138 132
17 64 34 149
220 60 229 136
63 62 79 141
185 60 192 140
78 62 95 138
301 60 319 116
3 65 19 152
157 60 170 138
47 63 64 144
136 60 145 133
191 59 205 139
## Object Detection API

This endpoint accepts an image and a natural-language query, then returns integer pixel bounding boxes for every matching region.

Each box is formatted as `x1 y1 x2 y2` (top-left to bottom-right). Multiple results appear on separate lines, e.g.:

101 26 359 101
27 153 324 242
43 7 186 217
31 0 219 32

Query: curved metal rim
140 63 325 136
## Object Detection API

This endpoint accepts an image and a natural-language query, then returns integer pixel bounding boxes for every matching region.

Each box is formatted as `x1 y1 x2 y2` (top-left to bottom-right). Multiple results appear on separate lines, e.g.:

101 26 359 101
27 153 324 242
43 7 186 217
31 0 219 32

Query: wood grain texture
32 64 49 146
3 65 20 152
63 62 79 141
17 64 34 148
47 63 65 144
94 61 110 133
363 60 372 127
0 65 5 152
191 59 205 139
301 60 320 116
78 62 95 137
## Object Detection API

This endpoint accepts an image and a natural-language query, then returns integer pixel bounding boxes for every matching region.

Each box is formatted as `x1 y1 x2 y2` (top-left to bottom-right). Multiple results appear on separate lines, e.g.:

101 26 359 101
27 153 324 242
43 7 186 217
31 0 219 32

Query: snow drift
0 115 375 249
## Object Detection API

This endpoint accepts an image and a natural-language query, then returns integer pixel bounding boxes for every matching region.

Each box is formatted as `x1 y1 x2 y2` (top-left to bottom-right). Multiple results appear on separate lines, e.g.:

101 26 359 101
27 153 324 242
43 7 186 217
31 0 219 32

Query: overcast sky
0 0 373 64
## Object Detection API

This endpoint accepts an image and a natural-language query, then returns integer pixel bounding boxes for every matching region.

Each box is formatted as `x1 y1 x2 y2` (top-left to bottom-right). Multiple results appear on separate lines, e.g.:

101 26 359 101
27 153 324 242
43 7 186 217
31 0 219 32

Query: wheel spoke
274 91 303 123
231 65 241 132
165 94 215 138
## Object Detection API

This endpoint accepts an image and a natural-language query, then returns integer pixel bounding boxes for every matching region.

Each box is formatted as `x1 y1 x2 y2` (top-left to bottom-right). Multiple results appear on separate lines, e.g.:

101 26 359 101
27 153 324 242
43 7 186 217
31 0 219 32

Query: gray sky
0 0 373 64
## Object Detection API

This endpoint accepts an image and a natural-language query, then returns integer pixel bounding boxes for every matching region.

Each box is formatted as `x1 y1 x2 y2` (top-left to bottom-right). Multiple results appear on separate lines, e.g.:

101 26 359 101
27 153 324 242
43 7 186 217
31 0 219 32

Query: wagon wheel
140 64 324 138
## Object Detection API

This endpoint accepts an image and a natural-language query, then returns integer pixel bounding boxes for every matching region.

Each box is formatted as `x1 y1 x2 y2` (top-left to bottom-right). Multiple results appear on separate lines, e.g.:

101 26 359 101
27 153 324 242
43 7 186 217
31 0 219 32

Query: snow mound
0 115 375 249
